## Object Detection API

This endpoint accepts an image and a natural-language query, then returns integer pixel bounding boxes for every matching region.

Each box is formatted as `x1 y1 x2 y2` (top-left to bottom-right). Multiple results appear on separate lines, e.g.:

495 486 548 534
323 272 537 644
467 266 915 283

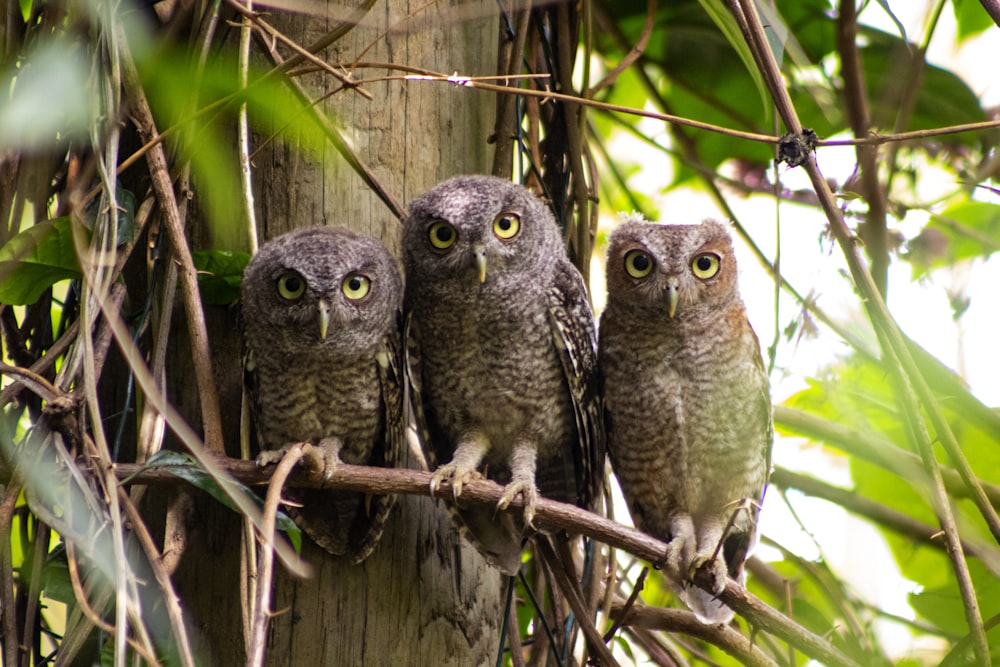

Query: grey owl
599 217 771 623
241 226 403 562
402 175 604 575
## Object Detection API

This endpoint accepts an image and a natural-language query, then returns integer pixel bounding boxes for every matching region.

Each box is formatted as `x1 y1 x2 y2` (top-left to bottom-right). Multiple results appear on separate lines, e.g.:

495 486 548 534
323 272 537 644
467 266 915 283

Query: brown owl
402 175 604 575
241 226 403 562
598 216 771 623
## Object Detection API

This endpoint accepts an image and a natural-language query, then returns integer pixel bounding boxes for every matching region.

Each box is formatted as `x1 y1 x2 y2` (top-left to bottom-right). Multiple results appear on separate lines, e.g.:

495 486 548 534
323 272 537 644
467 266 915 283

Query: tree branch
611 604 779 667
96 457 861 667
771 467 999 572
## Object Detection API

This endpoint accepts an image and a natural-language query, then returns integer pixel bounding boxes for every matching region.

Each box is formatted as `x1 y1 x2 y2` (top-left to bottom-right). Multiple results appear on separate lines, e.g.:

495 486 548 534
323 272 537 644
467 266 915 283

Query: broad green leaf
953 0 995 41
193 249 251 305
696 0 771 126
134 41 326 249
859 29 986 137
142 450 301 550
0 218 85 305
910 560 1000 636
41 546 75 606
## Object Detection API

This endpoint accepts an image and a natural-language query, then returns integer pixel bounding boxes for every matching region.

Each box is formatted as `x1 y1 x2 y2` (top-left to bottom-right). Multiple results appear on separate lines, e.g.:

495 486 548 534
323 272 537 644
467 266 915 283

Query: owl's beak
666 276 680 318
473 244 488 283
318 299 331 339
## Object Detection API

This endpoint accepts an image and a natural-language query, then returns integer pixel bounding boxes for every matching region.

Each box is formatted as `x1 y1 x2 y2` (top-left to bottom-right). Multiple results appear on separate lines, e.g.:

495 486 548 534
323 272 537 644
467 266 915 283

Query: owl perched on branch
599 217 772 624
241 226 404 562
402 175 604 575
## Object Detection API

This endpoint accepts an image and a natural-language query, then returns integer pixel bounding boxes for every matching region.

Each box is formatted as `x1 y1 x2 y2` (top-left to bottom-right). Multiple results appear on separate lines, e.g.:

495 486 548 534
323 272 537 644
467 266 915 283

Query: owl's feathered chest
602 305 769 512
410 279 573 456
250 345 384 459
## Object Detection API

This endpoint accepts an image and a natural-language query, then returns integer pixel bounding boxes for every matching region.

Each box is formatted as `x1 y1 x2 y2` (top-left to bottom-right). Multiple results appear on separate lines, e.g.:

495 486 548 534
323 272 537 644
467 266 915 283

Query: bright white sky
595 3 999 660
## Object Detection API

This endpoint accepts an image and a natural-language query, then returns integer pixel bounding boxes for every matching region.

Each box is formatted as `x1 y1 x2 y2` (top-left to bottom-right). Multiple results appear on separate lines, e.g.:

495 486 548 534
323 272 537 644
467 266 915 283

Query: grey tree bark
165 2 505 664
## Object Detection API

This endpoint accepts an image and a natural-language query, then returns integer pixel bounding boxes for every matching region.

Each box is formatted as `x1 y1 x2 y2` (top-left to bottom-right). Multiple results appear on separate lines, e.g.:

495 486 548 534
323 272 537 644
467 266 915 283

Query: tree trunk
166 2 504 664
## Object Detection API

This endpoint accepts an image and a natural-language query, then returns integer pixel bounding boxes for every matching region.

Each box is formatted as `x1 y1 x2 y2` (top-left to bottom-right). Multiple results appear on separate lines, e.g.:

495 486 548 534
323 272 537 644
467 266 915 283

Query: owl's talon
255 447 288 468
689 553 728 595
497 480 539 529
660 538 686 582
430 462 481 499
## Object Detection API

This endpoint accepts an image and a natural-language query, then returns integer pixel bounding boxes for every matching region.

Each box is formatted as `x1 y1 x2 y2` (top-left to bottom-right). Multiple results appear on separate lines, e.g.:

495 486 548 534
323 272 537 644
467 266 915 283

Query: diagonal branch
727 1 992 663
101 457 860 667
118 26 225 454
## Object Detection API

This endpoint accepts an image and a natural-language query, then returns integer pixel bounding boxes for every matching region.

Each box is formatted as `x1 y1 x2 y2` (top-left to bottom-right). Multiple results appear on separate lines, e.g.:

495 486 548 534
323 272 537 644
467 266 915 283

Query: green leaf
953 0 995 41
696 0 771 126
910 560 1000 635
859 29 986 137
907 200 1000 276
0 218 86 305
142 451 301 550
192 249 251 305
41 545 75 606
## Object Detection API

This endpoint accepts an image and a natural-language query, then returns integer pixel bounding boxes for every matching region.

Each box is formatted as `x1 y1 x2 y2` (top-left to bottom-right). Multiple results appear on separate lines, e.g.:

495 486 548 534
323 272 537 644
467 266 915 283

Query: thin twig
536 535 619 667
117 485 197 667
836 0 888 296
63 539 162 666
224 0 372 99
612 604 780 667
603 567 647 643
976 0 1000 27
0 478 23 667
771 466 999 571
117 27 226 455
775 405 1000 507
252 37 406 221
247 444 306 667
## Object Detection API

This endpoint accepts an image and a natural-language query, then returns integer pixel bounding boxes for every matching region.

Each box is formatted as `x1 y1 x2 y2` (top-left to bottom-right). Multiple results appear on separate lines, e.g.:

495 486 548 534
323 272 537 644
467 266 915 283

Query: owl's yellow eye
691 253 721 279
624 250 654 278
428 221 457 250
493 212 521 240
342 273 371 301
277 272 306 300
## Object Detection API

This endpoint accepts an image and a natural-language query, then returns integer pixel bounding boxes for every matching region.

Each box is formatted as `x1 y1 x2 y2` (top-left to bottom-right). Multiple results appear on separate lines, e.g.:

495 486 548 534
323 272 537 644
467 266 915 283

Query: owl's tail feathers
679 586 735 625
453 506 523 575
347 493 398 564
289 489 397 564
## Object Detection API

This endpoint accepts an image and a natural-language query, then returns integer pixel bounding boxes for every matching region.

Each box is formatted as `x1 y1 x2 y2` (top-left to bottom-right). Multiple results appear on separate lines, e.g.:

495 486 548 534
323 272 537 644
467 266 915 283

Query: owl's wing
338 312 405 563
546 262 606 510
238 301 265 453
403 311 432 469
722 331 773 581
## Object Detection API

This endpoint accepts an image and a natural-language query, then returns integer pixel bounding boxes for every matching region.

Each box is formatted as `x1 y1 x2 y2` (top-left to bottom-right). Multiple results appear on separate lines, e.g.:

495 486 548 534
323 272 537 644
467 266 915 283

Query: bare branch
99 457 860 667
611 604 779 667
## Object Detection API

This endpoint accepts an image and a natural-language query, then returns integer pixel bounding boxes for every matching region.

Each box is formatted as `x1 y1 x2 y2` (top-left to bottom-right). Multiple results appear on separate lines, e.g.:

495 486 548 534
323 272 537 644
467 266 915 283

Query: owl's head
241 226 401 353
604 217 740 320
402 175 563 288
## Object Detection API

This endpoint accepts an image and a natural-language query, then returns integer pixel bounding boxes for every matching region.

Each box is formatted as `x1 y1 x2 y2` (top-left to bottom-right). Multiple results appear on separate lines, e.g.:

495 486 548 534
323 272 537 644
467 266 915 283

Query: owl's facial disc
317 298 331 339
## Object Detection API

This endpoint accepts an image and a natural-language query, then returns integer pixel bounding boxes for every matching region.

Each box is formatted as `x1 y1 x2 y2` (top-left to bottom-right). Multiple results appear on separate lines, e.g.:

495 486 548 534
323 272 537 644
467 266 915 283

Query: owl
599 217 771 624
402 175 604 575
241 226 404 562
